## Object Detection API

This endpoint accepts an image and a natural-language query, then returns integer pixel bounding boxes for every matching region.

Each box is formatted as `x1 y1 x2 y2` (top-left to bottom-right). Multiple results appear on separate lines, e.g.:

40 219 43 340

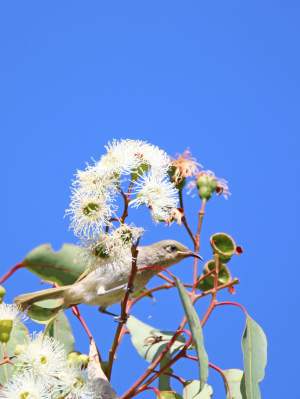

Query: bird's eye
166 245 177 253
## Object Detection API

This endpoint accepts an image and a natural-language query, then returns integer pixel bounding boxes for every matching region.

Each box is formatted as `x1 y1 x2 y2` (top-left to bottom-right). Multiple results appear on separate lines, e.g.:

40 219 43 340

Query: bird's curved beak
178 251 203 261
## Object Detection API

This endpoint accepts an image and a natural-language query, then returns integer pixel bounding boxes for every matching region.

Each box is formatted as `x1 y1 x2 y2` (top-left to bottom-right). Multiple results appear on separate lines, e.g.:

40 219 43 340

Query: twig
120 330 192 399
201 253 220 326
179 190 197 247
215 300 248 316
131 284 173 306
192 199 206 293
0 263 24 284
106 241 140 380
71 306 94 343
185 354 232 399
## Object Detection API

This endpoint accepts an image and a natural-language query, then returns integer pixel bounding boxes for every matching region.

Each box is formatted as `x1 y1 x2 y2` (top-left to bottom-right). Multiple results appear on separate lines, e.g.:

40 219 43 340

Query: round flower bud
196 170 230 200
14 344 26 356
67 351 81 365
77 354 89 368
0 286 6 303
0 320 13 343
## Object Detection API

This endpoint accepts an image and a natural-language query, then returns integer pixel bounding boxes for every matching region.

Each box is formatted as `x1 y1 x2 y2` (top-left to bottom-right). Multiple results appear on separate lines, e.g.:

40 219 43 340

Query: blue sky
0 1 299 397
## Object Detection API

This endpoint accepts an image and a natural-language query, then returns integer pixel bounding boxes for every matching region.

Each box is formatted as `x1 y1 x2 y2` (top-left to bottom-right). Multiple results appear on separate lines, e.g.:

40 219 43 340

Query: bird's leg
98 306 118 318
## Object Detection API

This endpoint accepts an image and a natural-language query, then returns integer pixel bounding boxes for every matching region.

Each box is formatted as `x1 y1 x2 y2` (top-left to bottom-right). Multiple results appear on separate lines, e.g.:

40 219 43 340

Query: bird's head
141 239 202 268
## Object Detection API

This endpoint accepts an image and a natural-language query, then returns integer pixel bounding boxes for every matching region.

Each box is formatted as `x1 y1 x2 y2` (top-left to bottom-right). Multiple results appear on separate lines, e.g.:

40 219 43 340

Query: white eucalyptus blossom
0 371 50 399
67 187 116 239
131 173 178 221
81 224 143 271
15 333 66 384
0 303 26 323
58 366 94 399
67 139 174 240
96 139 171 178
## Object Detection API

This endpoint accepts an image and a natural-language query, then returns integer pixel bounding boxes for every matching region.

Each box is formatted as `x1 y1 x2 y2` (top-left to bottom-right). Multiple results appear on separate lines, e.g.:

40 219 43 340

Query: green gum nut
198 185 212 200
0 320 13 343
210 232 236 262
198 259 231 291
0 286 6 303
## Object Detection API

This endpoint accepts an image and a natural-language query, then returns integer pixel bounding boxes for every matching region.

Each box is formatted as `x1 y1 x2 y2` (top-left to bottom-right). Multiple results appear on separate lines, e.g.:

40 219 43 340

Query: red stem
71 306 94 343
215 300 248 316
0 263 24 284
120 330 192 399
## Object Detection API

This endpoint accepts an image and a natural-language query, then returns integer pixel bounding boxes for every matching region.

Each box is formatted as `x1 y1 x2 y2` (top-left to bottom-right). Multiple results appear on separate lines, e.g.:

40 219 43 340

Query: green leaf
159 391 183 398
183 381 213 398
175 278 209 390
126 316 185 363
44 311 75 354
223 369 243 399
27 298 63 324
23 243 87 286
158 355 172 391
241 316 267 399
0 320 29 384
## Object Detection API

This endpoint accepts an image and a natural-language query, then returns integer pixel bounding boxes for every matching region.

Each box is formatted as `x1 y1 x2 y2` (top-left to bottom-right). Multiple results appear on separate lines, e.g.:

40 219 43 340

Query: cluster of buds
196 170 230 200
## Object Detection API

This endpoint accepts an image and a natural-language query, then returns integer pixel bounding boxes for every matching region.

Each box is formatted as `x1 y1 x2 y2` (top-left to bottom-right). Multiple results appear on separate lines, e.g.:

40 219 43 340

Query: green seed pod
197 259 231 292
196 173 218 200
0 320 13 343
210 232 236 262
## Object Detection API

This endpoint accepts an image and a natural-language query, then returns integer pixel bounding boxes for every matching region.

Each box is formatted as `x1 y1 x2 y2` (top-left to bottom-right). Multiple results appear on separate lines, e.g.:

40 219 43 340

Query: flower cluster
67 140 180 267
0 332 97 399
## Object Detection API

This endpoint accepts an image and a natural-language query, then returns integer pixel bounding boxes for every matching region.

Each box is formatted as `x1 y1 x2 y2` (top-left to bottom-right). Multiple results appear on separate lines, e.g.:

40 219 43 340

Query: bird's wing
97 283 127 296
74 268 91 283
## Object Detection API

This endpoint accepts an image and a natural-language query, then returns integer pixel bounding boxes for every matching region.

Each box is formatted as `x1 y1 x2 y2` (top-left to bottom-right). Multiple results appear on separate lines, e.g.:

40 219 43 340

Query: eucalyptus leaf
27 298 63 324
0 320 29 384
241 316 267 399
183 381 213 398
23 243 87 286
159 391 183 399
44 311 75 354
87 340 117 399
175 278 208 390
223 369 243 399
158 355 172 391
126 316 185 363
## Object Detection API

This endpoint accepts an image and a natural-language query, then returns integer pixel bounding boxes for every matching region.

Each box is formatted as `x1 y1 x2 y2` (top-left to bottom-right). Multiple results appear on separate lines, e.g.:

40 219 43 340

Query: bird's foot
114 314 130 324
98 306 118 317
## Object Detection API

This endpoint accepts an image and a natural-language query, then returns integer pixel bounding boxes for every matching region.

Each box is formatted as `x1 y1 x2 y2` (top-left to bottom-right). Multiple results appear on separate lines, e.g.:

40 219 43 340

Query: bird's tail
15 286 68 311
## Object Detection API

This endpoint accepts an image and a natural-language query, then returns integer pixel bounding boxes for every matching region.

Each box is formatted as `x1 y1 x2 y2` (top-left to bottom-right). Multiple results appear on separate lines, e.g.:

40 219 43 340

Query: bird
15 240 202 311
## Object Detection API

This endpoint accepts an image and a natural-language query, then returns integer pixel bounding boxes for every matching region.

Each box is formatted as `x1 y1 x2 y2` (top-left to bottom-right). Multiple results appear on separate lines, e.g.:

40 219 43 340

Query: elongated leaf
160 391 183 398
223 369 243 399
27 298 63 324
23 243 87 285
0 320 29 384
127 316 185 363
158 355 172 391
183 381 213 398
44 311 75 353
175 278 208 389
241 316 267 399
88 339 117 399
